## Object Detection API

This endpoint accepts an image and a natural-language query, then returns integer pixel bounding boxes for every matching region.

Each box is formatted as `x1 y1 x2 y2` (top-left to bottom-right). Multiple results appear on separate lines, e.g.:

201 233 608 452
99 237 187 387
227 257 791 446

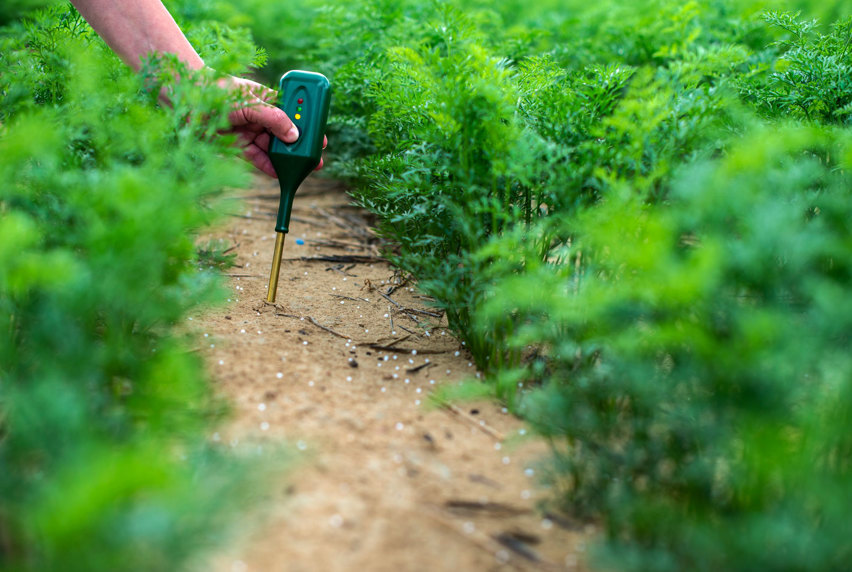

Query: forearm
70 0 203 71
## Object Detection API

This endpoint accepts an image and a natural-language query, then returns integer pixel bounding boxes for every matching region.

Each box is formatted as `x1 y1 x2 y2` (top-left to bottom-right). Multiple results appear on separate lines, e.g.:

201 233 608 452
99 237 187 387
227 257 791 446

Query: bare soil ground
194 176 593 572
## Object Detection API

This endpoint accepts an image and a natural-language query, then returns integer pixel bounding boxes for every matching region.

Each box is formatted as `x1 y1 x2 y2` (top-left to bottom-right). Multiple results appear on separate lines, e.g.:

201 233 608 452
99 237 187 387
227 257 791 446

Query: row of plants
3 0 851 569
216 0 851 569
0 3 282 570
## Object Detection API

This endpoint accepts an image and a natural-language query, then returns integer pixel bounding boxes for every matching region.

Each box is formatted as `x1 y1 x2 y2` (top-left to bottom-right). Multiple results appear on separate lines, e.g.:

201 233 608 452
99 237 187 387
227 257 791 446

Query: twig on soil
406 362 435 374
370 334 411 349
403 307 444 318
285 255 384 264
306 237 379 254
396 324 417 335
379 292 442 321
380 292 422 325
494 532 543 564
445 500 530 517
423 509 542 572
380 291 403 309
367 343 445 354
331 294 370 302
444 404 506 441
274 312 350 340
326 264 359 277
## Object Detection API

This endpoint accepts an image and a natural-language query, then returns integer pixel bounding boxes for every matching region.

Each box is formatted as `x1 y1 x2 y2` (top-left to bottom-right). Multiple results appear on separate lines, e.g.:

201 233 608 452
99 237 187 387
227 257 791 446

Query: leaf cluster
0 4 279 570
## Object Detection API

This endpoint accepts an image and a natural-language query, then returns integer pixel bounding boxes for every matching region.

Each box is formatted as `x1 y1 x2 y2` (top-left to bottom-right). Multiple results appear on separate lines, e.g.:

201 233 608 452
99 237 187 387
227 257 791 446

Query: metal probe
266 231 286 303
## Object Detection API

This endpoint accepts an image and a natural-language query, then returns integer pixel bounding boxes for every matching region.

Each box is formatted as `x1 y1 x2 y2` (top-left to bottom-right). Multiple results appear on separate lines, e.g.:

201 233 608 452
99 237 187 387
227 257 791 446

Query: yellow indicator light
295 114 301 120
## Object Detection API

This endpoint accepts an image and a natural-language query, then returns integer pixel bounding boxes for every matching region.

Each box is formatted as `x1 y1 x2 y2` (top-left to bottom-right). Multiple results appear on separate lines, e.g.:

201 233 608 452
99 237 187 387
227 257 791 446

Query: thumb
239 100 299 143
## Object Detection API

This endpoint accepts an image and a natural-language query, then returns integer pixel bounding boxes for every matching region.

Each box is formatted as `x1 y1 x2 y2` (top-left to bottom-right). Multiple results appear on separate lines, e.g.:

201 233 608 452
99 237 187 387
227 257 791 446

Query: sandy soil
193 176 593 572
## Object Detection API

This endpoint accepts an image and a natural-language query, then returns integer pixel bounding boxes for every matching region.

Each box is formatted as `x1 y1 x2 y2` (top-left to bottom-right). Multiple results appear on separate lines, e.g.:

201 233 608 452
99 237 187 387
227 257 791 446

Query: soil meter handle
266 70 331 303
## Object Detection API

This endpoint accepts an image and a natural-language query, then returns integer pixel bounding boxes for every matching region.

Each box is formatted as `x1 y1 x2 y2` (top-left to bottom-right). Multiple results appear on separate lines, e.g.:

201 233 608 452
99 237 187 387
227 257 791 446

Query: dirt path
194 176 591 571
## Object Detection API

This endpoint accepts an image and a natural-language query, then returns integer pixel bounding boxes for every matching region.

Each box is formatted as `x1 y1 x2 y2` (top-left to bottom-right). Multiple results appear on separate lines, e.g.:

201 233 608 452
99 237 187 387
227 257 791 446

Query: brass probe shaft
266 231 286 303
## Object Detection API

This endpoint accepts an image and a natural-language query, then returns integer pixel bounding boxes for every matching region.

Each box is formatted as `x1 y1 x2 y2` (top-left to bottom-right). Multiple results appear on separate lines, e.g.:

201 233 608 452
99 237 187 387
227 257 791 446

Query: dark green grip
269 70 331 233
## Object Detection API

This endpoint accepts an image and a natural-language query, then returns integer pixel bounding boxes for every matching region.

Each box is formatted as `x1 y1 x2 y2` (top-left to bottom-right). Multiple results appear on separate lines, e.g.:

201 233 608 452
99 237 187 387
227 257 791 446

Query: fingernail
285 126 299 142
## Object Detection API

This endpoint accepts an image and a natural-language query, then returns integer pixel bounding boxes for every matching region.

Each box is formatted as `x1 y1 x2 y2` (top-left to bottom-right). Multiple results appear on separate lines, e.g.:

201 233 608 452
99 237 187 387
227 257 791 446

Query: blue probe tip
295 238 305 245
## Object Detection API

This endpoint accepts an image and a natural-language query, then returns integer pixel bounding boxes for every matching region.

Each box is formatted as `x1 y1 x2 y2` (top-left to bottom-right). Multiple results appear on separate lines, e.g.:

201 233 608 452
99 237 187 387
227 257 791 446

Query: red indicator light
297 98 304 104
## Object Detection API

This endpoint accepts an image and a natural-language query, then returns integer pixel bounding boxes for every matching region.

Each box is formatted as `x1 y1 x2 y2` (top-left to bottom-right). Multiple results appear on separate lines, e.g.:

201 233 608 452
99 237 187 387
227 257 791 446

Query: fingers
314 136 327 170
244 142 277 178
254 131 271 152
233 98 299 143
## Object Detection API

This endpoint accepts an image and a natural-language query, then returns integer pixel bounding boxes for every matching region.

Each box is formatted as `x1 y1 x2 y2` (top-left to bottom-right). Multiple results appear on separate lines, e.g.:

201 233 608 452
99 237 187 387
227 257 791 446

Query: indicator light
295 114 301 120
297 107 302 112
297 98 304 104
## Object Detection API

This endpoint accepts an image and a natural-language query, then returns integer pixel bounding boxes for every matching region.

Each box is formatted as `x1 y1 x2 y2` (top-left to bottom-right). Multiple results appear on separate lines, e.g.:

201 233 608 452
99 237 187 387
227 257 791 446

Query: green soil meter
266 70 331 303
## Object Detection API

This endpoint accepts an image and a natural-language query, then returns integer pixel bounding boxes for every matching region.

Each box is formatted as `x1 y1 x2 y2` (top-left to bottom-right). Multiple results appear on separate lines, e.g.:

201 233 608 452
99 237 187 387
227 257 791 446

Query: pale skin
69 0 326 177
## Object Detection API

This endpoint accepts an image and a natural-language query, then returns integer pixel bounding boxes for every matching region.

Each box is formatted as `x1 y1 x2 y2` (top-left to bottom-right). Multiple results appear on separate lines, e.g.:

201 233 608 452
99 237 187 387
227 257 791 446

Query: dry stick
403 307 444 318
274 312 351 340
494 533 545 565
327 264 358 277
379 292 440 321
223 273 262 278
444 500 530 517
406 362 435 374
373 334 411 349
366 343 445 354
444 404 506 442
396 323 417 335
422 509 538 572
306 237 375 251
286 255 385 264
386 281 409 296
380 291 403 309
330 294 369 302
380 292 422 325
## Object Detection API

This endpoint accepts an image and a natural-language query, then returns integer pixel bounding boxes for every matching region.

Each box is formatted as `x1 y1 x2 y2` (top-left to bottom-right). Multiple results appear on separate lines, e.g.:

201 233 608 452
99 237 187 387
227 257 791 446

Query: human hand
222 76 327 177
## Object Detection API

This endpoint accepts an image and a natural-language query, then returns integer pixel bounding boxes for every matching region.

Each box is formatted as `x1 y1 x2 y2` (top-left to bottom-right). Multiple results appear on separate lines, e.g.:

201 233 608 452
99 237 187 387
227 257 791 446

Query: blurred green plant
0 4 279 570
479 124 852 571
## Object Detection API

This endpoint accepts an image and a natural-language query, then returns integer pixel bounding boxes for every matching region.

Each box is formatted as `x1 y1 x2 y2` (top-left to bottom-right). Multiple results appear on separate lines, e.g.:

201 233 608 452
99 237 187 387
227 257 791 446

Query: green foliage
481 126 852 569
742 12 852 123
0 0 58 26
0 4 275 570
197 239 238 271
224 0 852 569
5 0 852 569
